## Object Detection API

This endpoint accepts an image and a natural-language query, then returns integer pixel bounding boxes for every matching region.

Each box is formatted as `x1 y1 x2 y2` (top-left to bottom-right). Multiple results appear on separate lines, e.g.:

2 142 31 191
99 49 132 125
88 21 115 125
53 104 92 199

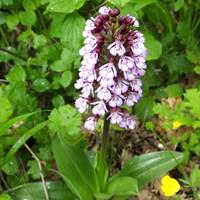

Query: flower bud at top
118 16 126 25
74 6 148 131
109 7 120 17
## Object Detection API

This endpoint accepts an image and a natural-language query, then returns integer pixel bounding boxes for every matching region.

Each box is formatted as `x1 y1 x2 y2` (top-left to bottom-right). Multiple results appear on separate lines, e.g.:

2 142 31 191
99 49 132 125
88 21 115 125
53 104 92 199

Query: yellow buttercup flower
172 121 182 129
161 175 180 197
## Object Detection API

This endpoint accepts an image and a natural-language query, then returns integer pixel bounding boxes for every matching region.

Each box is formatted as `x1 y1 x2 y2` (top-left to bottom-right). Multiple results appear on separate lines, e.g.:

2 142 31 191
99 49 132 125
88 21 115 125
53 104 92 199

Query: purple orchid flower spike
75 6 148 131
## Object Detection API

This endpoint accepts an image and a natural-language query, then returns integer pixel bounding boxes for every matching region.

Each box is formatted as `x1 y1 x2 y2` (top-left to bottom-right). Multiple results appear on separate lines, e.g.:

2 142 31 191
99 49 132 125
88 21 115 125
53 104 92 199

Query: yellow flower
161 175 180 197
172 121 182 129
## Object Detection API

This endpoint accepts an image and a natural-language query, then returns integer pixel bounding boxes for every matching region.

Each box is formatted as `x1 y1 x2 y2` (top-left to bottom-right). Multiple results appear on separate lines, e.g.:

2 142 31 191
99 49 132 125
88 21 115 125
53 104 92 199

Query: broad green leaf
191 168 200 187
106 176 139 197
108 0 131 7
0 112 39 137
186 50 200 65
0 194 13 200
2 156 19 175
165 84 184 97
0 98 13 123
2 0 13 6
184 89 200 119
61 12 85 49
19 10 36 26
189 133 199 148
153 103 170 118
111 151 184 189
174 0 184 11
7 182 78 200
135 97 155 120
48 13 66 38
48 105 82 137
52 95 65 108
40 0 49 4
50 60 66 72
193 121 200 129
38 146 52 160
32 78 51 92
59 70 72 88
154 87 168 99
27 160 40 180
144 33 162 60
61 48 80 67
191 145 200 156
0 12 6 25
3 121 48 166
22 0 39 10
119 3 138 17
194 65 200 74
6 66 26 83
161 52 192 73
33 34 47 49
52 134 97 200
46 0 87 13
132 0 157 11
6 14 19 29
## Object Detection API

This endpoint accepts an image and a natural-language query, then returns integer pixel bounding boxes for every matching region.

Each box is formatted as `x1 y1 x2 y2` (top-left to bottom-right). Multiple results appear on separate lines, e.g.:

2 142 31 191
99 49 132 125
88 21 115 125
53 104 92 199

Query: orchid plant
51 6 184 200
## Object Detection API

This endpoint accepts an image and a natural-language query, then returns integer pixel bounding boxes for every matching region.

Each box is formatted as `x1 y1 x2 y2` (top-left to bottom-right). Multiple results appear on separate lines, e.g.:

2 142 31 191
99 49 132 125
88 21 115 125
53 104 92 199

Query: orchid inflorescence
75 6 148 131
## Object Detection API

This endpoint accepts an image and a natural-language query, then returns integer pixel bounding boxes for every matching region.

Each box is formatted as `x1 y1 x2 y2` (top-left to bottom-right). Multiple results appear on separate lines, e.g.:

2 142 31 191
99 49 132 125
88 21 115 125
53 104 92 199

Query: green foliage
165 84 184 97
7 182 78 200
0 194 13 200
135 97 155 120
144 33 162 61
105 177 139 198
2 156 19 175
0 0 200 199
108 0 131 8
48 105 82 139
110 151 184 189
0 98 13 123
46 0 87 13
184 89 200 119
52 134 96 200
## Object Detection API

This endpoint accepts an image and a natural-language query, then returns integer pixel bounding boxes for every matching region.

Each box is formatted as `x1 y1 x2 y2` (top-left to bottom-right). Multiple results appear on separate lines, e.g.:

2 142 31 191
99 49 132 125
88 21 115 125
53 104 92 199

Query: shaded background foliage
0 0 200 199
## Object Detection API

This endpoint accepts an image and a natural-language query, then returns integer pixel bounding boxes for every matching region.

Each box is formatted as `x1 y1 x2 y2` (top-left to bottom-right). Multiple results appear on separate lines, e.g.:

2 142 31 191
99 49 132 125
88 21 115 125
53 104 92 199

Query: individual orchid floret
96 86 112 101
84 116 97 131
99 6 111 15
108 41 126 56
92 101 108 116
118 114 136 130
75 97 89 113
75 6 147 131
99 62 117 80
108 94 123 107
118 56 134 71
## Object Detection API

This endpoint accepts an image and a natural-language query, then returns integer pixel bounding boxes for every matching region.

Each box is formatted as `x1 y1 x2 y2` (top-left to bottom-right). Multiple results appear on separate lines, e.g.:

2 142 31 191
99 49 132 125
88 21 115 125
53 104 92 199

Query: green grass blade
0 112 39 137
2 120 49 166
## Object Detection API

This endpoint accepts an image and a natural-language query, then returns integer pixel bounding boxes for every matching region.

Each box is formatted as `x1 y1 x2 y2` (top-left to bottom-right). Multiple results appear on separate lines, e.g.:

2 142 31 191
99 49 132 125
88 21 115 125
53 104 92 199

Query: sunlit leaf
60 12 85 49
144 33 162 60
52 134 97 200
0 98 13 123
46 0 87 13
7 182 78 200
110 151 184 189
108 0 131 7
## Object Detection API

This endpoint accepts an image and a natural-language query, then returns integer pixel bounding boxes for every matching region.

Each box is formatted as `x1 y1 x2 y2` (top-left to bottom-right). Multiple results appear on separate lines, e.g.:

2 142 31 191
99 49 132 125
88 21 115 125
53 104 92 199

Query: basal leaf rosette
75 6 147 131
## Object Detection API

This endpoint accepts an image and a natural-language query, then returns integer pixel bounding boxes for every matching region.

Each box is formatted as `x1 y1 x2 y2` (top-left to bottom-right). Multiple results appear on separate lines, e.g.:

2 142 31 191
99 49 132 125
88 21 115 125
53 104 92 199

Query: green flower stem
98 113 110 192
